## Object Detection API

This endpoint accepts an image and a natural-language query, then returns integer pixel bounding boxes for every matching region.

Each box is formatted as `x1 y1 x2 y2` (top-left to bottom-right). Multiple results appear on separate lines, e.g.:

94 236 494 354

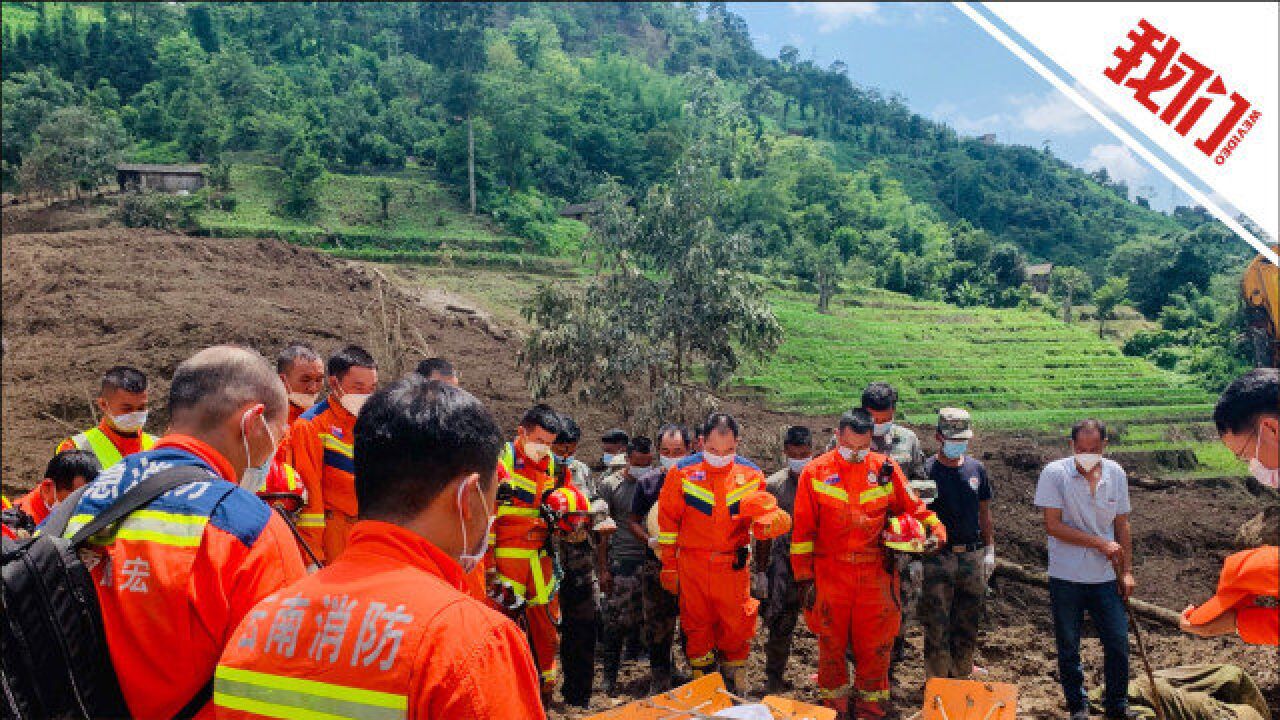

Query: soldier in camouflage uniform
598 436 656 695
755 426 814 694
552 415 615 708
630 424 691 694
918 408 995 679
861 382 932 672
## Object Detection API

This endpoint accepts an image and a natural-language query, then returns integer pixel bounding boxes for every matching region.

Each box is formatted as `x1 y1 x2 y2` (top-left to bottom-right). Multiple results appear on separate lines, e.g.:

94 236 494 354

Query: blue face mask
942 441 968 459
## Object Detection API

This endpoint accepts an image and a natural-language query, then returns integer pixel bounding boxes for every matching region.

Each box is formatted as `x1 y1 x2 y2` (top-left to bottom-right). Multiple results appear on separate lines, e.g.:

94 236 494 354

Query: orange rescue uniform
215 521 546 720
287 398 356 563
287 401 306 426
56 420 156 469
491 440 565 689
656 453 767 671
256 460 315 566
59 434 307 719
16 487 53 527
1 495 15 540
791 449 942 715
1186 545 1278 645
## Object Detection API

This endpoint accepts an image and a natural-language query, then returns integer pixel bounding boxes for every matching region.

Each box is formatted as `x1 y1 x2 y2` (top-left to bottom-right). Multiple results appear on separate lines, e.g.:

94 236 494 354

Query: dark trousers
559 576 599 706
1049 577 1130 715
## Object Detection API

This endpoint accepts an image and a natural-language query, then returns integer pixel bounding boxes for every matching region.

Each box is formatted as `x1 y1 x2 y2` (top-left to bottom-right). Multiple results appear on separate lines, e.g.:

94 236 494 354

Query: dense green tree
2 67 76 190
1093 276 1128 338
19 105 126 200
522 163 780 423
1050 266 1092 323
280 135 324 217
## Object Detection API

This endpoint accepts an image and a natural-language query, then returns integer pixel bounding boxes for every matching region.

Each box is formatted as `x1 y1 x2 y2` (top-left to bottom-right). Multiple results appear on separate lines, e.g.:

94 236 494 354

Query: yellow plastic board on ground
584 674 835 720
921 678 1018 720
761 694 838 720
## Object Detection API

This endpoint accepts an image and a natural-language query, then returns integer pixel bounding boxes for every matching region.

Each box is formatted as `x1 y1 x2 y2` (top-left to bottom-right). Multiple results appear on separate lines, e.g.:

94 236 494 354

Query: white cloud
1081 144 1149 189
903 2 949 23
931 86 1098 139
930 101 1003 136
1009 90 1092 134
789 2 880 33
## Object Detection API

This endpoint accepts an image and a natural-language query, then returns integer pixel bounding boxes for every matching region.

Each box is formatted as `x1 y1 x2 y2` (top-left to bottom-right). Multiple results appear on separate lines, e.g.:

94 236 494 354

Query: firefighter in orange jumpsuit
657 412 791 692
791 408 946 718
216 375 545 720
488 403 570 699
287 345 378 563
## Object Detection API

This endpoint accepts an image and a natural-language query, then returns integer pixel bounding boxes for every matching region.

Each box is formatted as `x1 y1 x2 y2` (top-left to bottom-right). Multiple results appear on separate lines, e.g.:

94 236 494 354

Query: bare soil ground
2 222 1275 718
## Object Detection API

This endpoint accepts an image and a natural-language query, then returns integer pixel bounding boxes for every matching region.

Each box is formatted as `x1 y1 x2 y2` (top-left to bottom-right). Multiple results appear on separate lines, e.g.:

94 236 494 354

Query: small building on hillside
979 133 997 145
116 164 206 193
559 201 603 222
1024 262 1054 293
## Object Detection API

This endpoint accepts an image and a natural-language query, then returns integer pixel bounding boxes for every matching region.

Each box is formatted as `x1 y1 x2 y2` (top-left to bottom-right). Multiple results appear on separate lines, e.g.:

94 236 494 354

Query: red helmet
544 485 591 534
883 514 927 553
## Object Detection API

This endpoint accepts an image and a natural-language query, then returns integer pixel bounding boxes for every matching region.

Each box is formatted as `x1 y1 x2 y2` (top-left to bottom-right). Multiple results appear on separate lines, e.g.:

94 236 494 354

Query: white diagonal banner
957 2 1277 264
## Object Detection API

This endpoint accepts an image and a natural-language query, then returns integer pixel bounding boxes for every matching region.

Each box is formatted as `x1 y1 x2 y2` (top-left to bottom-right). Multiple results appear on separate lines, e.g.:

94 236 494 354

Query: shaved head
168 345 288 432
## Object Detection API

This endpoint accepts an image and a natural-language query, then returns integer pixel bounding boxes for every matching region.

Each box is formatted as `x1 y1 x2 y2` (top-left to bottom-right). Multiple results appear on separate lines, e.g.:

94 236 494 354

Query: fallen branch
995 558 1182 627
39 411 79 433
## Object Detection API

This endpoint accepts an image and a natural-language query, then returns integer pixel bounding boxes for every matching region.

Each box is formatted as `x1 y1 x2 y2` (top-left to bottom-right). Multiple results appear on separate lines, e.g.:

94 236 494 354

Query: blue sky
729 2 1190 211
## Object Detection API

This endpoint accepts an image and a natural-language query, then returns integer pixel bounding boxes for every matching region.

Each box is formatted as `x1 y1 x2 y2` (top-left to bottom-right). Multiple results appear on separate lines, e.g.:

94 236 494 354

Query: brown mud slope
2 227 1275 718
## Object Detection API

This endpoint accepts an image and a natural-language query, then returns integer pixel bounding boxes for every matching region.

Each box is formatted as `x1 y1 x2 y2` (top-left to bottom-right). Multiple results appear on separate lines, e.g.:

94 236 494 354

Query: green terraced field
737 289 1246 476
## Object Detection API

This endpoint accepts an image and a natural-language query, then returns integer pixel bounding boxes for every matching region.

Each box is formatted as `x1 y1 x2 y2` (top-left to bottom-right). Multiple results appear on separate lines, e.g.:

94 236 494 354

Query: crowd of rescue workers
3 342 1276 720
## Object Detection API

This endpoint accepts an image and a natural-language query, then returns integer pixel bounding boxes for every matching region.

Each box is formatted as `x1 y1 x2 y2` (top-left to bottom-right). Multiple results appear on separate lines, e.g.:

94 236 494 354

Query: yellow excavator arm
1242 246 1279 367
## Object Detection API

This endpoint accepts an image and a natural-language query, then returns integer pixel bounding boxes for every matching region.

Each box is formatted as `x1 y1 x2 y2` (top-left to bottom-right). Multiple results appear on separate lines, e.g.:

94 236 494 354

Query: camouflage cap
937 407 973 439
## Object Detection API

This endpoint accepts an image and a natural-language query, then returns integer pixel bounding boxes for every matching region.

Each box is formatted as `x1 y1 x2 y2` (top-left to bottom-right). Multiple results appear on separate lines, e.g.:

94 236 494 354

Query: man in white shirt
1034 419 1135 720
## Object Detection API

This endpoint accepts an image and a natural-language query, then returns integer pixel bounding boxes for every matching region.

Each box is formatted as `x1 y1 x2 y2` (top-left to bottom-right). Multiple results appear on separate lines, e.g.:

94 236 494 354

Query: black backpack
2 466 215 720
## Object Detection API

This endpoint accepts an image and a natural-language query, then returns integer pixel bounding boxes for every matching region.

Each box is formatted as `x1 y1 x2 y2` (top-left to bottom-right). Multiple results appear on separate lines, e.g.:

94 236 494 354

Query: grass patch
195 165 531 255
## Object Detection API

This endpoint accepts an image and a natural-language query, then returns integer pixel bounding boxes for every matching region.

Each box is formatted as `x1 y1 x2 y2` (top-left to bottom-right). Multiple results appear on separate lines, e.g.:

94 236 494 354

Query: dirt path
3 227 1274 718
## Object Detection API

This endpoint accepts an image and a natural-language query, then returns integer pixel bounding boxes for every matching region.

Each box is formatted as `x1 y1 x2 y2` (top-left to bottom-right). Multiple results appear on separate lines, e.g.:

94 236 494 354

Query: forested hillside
1 1 1257 387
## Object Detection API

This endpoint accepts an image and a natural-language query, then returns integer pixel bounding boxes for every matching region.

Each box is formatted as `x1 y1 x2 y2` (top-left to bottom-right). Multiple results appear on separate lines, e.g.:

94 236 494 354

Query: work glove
751 571 769 600
796 579 817 611
593 516 618 535
660 566 680 595
983 545 996 583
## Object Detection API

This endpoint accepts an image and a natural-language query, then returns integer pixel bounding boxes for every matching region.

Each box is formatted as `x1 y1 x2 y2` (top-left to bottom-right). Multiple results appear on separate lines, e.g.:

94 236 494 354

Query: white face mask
240 410 278 491
659 455 679 470
703 451 732 468
338 392 369 416
457 479 495 573
288 391 317 410
872 422 893 438
787 457 810 474
628 465 648 480
602 452 621 466
523 441 551 463
838 446 869 463
1074 453 1103 472
111 410 148 434
1249 430 1278 489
